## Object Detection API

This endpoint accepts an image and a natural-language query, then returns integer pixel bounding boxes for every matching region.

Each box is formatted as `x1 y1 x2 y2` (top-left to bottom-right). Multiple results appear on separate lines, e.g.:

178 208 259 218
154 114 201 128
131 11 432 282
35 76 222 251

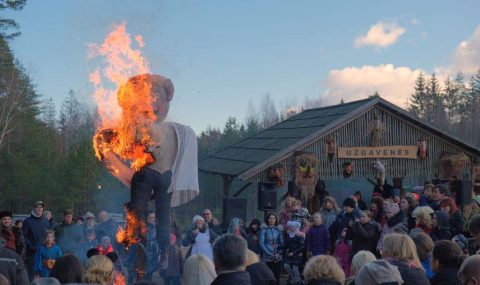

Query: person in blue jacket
34 230 63 278
259 213 284 285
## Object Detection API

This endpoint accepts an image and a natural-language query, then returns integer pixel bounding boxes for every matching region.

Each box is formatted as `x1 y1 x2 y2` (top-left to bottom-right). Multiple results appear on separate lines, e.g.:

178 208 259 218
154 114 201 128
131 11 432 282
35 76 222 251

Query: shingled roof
199 96 480 180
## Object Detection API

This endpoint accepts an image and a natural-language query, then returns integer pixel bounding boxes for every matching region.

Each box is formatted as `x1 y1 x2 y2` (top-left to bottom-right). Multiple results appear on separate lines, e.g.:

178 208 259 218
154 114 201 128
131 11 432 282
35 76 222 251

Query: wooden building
199 96 480 220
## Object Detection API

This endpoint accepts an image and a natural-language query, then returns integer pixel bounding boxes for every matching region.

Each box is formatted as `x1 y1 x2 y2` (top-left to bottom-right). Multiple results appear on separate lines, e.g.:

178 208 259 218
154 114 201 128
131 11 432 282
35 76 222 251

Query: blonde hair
412 206 434 227
382 233 423 270
183 254 216 285
293 199 302 207
350 250 376 276
303 255 345 283
83 255 114 285
246 249 259 266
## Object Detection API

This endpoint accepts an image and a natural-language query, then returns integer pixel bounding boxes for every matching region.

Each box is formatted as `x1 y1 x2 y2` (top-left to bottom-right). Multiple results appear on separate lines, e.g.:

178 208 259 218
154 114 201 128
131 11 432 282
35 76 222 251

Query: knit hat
84 212 95 219
343 197 356 209
286 220 301 231
394 223 409 235
0 211 12 220
33 201 45 207
386 203 400 216
192 215 205 224
355 260 404 285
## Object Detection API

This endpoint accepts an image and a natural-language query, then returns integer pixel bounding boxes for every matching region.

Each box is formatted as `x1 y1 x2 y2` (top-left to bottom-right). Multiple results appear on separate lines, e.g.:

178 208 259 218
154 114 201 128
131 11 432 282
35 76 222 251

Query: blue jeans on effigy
130 167 172 254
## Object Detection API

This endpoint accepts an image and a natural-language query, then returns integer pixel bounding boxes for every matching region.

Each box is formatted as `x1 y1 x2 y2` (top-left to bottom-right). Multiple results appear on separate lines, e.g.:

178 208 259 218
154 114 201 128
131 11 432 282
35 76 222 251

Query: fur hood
260 223 284 232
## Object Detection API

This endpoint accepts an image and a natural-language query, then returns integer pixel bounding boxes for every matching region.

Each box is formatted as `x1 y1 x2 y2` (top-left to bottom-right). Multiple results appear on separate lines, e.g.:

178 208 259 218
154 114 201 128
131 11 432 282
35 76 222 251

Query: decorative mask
294 151 319 199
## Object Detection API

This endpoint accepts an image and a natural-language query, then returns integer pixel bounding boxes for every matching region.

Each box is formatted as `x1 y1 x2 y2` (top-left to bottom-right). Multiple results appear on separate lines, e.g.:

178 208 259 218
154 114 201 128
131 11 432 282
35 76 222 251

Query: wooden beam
221 174 233 230
233 182 252 197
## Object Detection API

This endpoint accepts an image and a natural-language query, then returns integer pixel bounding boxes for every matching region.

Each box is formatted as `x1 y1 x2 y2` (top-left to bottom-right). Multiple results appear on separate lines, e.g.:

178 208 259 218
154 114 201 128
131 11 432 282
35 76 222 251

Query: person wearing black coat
430 211 453 242
246 257 276 285
283 221 305 285
247 218 262 255
350 211 378 256
22 201 52 280
0 237 29 285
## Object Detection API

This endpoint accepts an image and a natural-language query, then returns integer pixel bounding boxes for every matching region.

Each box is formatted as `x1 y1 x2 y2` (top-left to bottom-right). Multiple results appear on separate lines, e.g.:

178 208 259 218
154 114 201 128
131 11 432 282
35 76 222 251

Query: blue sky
5 0 480 133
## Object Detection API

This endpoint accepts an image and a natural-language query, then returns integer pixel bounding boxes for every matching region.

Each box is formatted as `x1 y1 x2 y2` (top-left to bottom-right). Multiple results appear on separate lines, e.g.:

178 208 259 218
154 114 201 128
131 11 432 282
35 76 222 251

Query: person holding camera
182 215 218 261
259 213 283 285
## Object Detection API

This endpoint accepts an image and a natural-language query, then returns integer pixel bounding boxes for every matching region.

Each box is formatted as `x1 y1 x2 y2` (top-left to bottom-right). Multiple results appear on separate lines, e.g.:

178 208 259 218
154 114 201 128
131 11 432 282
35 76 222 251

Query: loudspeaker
450 180 473 206
223 197 247 223
258 182 277 210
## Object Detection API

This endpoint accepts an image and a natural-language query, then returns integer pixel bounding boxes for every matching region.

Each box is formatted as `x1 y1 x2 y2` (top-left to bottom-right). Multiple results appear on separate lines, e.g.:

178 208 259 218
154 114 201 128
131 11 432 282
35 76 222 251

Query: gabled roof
198 96 480 180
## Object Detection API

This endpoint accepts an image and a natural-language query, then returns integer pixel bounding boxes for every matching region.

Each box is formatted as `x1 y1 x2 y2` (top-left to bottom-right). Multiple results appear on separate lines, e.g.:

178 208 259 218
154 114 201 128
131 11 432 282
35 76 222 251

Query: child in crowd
283 221 304 285
161 234 184 285
34 230 63 278
306 213 329 256
97 236 114 255
419 183 435 206
291 199 310 235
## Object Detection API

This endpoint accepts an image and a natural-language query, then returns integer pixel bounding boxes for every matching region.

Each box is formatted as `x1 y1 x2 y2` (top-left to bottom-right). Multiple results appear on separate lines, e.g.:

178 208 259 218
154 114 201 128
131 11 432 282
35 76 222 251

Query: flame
116 208 146 247
113 271 126 285
89 22 158 172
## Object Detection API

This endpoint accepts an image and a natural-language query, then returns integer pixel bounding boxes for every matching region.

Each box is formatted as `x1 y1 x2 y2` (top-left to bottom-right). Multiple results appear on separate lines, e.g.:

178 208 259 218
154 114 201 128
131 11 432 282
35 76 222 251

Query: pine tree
409 72 428 119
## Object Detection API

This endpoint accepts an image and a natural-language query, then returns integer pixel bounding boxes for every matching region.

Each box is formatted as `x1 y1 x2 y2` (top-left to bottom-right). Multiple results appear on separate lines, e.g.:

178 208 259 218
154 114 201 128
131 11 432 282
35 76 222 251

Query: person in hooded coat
430 211 453 242
247 218 262 255
355 259 404 285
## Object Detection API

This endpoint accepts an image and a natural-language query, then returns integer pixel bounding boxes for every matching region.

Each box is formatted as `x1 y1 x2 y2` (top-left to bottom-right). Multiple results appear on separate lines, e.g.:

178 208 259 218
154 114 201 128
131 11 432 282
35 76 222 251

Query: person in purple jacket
306 212 330 257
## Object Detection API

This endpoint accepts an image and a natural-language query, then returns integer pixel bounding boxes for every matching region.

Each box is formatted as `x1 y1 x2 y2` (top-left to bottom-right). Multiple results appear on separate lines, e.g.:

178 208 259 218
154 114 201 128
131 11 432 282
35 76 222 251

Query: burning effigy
89 23 199 282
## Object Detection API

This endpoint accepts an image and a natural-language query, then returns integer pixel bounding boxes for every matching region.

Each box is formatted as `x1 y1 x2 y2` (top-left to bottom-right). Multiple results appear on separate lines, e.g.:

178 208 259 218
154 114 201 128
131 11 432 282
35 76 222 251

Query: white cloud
411 18 421 25
437 25 480 76
322 64 425 107
354 21 406 48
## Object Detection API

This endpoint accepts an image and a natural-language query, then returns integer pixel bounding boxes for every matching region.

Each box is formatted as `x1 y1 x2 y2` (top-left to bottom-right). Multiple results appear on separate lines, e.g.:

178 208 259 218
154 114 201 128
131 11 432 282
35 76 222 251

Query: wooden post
221 174 233 231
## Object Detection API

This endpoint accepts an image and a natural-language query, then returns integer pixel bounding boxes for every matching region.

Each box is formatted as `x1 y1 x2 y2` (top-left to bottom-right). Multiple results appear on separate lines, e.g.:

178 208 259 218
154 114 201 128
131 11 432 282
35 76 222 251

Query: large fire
89 23 155 253
89 22 156 173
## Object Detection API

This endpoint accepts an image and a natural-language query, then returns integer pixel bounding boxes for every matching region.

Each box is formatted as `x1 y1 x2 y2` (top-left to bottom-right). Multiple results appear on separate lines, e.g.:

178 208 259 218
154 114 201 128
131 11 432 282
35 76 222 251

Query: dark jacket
0 238 29 285
54 222 84 254
351 221 378 255
306 224 329 255
430 211 453 241
211 271 252 285
162 244 183 278
95 218 117 243
247 231 261 255
283 233 304 265
430 267 462 285
306 279 342 285
246 261 276 285
450 210 464 235
208 219 223 236
330 209 362 240
0 225 26 258
388 259 430 285
357 199 368 211
22 212 52 252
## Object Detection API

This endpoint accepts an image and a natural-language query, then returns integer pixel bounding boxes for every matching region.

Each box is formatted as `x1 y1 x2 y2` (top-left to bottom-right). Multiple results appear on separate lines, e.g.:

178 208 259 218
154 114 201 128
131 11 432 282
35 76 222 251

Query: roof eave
238 97 381 180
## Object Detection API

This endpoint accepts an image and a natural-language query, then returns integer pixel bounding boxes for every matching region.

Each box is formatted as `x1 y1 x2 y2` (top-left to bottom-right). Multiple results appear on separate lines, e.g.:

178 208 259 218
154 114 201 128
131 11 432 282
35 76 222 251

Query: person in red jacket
97 236 114 255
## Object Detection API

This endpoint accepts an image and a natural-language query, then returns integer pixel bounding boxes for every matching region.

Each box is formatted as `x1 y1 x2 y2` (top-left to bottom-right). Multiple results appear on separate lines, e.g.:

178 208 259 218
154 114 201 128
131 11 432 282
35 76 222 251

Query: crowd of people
1 181 480 285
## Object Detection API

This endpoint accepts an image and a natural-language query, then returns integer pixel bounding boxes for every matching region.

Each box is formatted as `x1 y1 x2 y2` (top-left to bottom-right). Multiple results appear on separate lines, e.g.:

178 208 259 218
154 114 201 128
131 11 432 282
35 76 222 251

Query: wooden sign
338 146 417 159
